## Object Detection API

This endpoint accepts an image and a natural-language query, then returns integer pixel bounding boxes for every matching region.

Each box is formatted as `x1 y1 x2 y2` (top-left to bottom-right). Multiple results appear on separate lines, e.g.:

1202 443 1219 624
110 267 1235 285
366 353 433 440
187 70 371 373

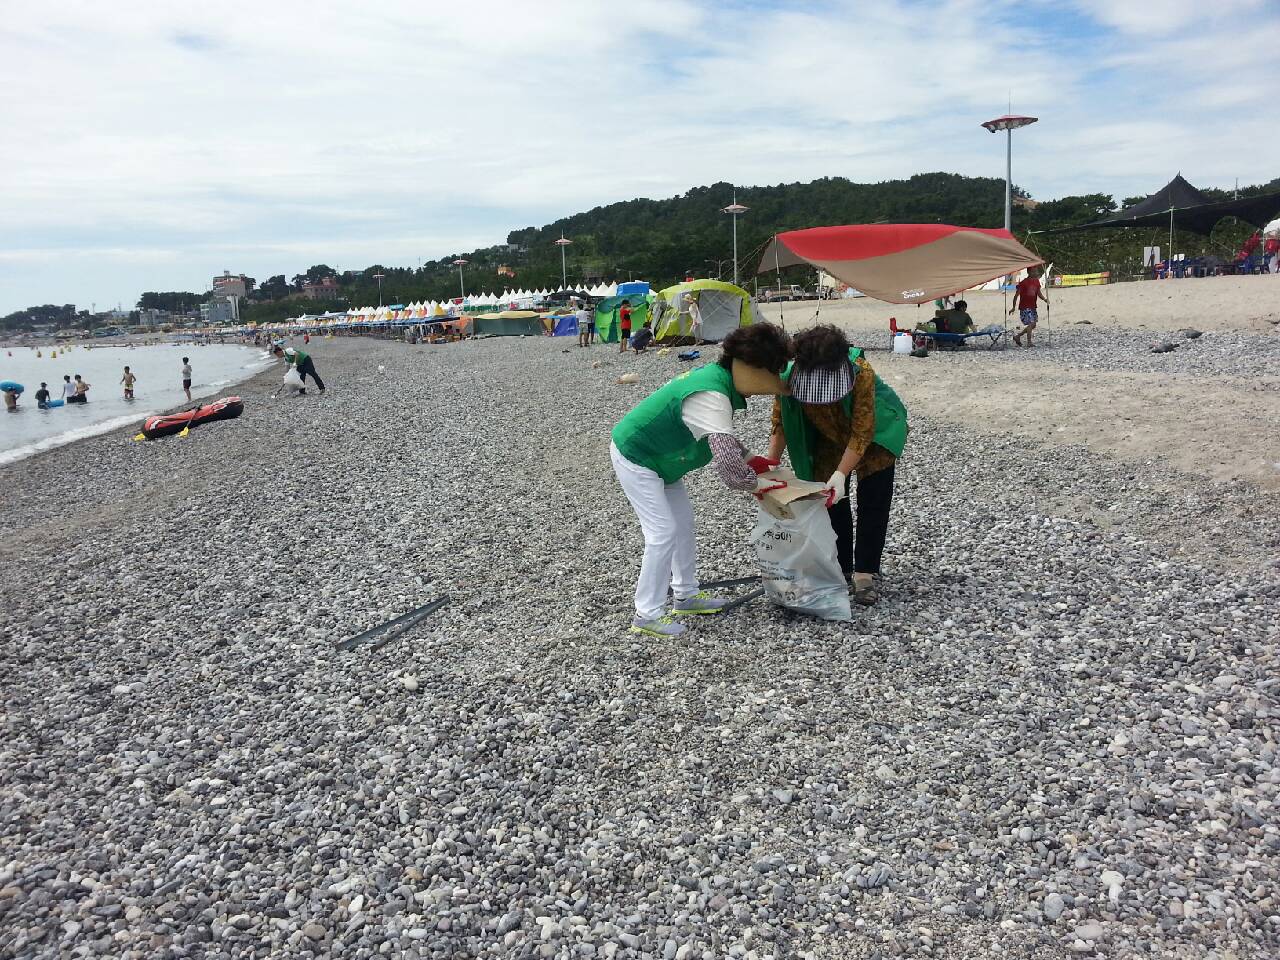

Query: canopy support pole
1168 207 1175 278
774 236 785 329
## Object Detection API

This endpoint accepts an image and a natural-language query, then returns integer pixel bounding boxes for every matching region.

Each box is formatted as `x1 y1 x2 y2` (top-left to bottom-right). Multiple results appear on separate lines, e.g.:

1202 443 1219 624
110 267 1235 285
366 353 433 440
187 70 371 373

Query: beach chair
888 316 914 349
925 324 1009 350
905 317 1007 351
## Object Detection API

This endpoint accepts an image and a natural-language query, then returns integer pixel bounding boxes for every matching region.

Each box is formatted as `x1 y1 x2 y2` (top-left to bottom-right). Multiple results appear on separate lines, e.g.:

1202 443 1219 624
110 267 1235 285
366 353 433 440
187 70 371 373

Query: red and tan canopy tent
756 224 1043 304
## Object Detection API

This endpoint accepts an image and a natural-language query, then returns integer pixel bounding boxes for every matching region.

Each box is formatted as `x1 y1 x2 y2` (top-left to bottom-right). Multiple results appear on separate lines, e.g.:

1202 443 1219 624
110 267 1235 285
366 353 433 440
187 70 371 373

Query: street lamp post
452 259 468 301
980 113 1038 232
722 191 749 286
554 235 573 288
373 272 386 307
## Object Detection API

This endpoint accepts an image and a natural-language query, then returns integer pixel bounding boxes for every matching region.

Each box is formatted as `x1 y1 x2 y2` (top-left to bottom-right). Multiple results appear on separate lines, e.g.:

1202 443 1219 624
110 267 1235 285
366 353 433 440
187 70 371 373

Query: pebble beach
2 281 1279 959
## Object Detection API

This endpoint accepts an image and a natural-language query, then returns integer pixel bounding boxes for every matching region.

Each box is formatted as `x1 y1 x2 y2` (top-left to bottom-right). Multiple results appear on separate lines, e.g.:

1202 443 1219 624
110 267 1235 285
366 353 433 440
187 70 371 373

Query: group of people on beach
612 321 907 637
574 296 689 354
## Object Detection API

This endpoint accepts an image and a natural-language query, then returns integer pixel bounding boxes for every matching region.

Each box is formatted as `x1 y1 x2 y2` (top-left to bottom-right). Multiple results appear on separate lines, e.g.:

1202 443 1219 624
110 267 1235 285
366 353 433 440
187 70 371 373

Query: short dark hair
718 322 790 373
954 300 967 310
791 324 850 370
182 356 189 362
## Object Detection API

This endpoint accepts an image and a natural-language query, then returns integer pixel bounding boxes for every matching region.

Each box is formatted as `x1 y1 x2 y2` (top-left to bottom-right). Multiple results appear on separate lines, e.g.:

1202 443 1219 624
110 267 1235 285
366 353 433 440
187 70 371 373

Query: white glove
823 470 847 507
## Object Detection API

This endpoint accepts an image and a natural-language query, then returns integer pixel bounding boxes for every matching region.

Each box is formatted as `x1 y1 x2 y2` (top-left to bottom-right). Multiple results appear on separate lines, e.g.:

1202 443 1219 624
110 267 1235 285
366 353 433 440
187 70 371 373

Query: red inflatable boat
141 396 244 440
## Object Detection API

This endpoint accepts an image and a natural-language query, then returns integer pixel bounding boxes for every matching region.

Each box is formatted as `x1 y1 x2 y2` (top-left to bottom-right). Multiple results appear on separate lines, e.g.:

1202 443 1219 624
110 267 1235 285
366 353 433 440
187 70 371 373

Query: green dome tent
651 279 762 344
593 294 655 343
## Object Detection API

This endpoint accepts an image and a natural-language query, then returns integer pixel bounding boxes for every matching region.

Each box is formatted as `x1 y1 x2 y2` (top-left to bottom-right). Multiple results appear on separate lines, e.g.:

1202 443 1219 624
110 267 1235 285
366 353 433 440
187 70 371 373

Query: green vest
288 349 309 366
779 347 908 482
612 364 746 483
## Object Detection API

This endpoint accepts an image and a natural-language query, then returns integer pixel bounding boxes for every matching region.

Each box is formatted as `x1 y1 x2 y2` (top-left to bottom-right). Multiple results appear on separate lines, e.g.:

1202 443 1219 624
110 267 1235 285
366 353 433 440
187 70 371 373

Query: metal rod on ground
718 586 767 615
702 575 761 590
337 596 450 653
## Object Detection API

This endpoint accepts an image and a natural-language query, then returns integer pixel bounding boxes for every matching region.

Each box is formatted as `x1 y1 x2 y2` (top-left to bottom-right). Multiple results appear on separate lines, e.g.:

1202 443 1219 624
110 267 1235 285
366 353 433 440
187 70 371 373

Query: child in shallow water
121 366 137 399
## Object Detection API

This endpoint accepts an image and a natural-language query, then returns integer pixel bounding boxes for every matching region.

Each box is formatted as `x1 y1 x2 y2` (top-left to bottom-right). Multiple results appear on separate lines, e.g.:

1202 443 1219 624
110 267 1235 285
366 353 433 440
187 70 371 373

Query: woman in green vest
764 325 908 606
611 323 792 638
273 345 326 393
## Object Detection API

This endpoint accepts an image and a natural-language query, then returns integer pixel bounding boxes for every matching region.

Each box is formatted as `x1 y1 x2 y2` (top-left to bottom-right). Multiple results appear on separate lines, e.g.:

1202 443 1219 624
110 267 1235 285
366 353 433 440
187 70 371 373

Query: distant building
212 270 251 299
200 300 237 324
205 270 252 323
301 277 341 300
140 308 179 327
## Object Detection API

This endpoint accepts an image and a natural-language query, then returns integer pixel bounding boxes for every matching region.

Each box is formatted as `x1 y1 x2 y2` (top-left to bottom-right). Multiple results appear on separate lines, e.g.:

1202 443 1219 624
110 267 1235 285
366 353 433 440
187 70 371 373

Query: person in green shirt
766 325 908 606
611 323 792 638
273 345 326 394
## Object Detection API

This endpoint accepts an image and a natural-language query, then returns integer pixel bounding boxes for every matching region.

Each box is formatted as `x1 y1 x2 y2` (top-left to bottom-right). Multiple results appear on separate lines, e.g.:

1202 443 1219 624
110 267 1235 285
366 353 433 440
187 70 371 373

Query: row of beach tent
226 282 648 337
223 279 765 343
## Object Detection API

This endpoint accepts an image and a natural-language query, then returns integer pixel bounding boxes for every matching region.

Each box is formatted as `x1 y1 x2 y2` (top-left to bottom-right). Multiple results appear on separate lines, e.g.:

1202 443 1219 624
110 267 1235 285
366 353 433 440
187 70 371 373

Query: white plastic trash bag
750 494 852 622
281 369 304 394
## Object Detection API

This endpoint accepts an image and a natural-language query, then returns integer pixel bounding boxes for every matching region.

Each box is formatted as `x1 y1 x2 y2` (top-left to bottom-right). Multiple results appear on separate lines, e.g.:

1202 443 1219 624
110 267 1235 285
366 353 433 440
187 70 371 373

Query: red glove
747 455 781 476
752 477 787 500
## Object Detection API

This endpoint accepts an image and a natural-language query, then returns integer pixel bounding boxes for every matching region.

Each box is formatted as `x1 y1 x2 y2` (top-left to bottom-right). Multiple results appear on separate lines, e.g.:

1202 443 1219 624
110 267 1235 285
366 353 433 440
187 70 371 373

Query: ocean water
0 342 273 465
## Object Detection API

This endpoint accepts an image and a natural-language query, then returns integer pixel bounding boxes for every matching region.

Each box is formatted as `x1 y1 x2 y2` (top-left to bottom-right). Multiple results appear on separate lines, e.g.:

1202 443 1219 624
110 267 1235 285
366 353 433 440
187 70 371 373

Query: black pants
827 464 896 577
297 357 325 391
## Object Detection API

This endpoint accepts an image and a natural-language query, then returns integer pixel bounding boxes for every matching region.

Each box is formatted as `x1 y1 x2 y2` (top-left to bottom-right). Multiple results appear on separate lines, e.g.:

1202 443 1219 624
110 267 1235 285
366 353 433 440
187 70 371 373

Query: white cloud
0 0 1277 313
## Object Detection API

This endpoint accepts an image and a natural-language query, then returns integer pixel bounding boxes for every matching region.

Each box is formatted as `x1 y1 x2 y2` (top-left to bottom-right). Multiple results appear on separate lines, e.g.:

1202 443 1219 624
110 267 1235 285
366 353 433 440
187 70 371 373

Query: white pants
610 442 699 620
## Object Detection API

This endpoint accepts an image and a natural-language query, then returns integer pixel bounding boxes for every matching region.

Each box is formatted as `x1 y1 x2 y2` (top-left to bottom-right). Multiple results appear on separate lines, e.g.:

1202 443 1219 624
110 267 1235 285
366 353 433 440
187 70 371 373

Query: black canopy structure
1038 174 1280 236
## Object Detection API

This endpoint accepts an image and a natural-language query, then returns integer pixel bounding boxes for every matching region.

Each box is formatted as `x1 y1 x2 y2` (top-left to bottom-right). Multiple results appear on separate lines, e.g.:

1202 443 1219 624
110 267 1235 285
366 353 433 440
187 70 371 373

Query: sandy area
773 275 1280 494
774 273 1280 335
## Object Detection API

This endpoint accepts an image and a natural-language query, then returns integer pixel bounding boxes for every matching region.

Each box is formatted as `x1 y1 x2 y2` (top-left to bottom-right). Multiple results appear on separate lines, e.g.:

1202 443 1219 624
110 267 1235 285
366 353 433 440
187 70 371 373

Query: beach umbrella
756 223 1043 305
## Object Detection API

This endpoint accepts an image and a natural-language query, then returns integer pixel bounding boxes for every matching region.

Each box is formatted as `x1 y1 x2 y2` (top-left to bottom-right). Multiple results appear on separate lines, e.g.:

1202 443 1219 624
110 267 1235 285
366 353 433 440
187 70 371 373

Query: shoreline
0 342 274 467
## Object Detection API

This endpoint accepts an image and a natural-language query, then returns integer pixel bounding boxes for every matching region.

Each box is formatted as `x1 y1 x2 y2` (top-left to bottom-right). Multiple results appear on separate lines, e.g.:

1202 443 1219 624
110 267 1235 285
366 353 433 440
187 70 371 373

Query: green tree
136 291 209 313
257 275 290 301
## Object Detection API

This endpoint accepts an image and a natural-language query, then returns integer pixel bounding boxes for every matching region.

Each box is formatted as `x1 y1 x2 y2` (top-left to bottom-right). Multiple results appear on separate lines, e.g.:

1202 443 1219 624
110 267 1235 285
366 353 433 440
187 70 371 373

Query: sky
1 0 1277 315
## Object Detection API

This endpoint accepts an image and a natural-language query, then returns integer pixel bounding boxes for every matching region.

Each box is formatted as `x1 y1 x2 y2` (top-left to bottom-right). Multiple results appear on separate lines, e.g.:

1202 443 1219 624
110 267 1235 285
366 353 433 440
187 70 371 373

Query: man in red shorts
1010 267 1050 347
